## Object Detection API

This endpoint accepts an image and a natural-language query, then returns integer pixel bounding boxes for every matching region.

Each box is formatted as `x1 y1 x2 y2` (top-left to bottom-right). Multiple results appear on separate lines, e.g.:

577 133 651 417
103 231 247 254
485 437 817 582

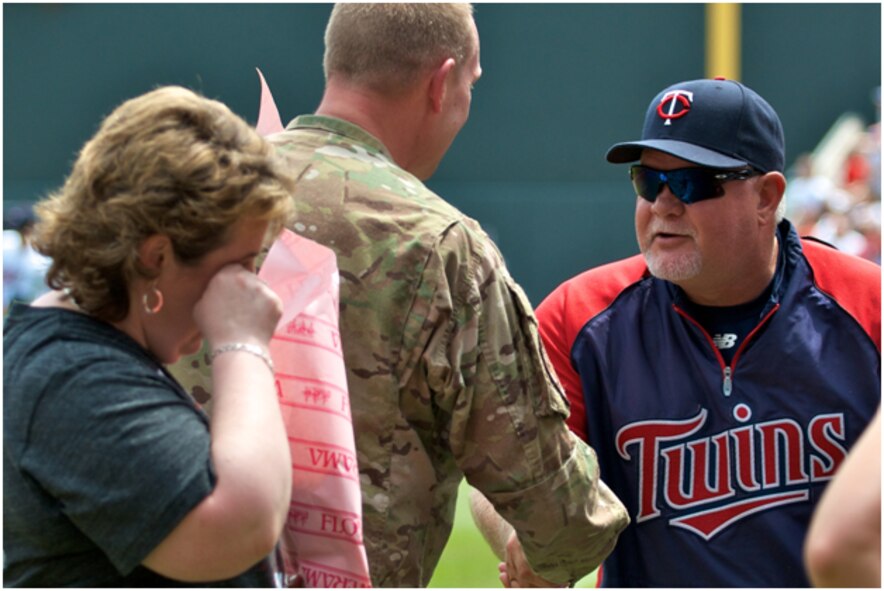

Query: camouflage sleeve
404 220 629 585
167 343 215 413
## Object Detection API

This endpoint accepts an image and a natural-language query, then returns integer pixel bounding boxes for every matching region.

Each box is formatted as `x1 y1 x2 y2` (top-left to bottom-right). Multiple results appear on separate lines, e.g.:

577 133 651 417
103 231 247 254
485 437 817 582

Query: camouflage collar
287 115 395 163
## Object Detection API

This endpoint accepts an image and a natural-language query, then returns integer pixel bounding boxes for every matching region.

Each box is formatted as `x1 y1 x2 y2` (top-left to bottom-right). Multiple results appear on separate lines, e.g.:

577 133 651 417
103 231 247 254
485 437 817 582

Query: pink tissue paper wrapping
255 67 371 586
257 227 371 587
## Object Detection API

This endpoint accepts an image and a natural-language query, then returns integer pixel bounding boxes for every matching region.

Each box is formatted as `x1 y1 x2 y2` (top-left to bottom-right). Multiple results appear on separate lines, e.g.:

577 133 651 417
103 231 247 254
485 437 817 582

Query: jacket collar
286 114 395 163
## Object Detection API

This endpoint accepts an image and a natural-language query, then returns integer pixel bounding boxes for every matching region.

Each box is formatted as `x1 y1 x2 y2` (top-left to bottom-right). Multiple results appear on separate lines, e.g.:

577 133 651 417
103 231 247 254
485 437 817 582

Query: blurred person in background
3 207 50 313
811 208 869 258
4 86 296 586
784 153 841 236
843 147 870 189
865 87 881 199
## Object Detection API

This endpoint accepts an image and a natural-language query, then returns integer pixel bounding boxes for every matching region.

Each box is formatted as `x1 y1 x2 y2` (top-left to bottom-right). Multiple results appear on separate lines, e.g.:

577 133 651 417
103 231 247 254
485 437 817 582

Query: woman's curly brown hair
33 86 296 322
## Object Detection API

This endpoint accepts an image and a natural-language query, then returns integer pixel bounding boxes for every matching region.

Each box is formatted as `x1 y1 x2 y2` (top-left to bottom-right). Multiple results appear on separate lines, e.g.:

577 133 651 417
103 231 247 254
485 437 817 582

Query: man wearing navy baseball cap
606 77 785 173
482 78 881 587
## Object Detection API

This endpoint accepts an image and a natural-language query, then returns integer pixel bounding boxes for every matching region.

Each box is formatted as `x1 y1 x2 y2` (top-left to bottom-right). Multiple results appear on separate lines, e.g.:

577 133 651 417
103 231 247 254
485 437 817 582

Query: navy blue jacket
537 220 880 587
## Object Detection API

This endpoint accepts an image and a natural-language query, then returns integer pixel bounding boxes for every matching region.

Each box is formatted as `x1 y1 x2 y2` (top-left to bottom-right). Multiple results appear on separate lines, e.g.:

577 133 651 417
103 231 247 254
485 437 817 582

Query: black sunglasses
630 165 761 204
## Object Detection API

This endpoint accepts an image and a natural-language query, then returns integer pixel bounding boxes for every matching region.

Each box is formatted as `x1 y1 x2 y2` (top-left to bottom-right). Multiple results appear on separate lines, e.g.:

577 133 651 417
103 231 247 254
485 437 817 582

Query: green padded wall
4 3 880 303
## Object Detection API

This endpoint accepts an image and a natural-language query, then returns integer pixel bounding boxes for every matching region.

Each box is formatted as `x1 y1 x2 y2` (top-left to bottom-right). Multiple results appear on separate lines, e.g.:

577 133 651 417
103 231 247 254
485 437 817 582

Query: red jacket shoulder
538 254 648 339
536 255 648 442
801 238 881 351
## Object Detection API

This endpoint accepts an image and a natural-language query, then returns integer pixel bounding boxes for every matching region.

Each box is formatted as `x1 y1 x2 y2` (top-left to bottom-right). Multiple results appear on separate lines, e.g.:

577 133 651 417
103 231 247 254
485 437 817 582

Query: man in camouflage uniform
174 4 627 587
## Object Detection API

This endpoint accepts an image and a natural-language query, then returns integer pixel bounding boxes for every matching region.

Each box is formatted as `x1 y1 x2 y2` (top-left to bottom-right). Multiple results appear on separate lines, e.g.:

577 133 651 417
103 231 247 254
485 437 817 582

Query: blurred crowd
786 92 881 264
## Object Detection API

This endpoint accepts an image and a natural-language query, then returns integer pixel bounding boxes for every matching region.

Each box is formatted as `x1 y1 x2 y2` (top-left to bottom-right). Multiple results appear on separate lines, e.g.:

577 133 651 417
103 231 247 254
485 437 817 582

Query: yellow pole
706 3 741 81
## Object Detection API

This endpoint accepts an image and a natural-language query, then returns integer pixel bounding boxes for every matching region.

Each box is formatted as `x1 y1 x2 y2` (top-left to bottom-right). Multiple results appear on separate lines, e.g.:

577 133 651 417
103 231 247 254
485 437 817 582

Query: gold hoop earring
143 282 164 315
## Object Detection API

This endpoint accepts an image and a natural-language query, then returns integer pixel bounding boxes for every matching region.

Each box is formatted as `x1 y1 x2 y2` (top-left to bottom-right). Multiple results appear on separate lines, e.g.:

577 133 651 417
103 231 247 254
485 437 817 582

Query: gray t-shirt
3 303 276 587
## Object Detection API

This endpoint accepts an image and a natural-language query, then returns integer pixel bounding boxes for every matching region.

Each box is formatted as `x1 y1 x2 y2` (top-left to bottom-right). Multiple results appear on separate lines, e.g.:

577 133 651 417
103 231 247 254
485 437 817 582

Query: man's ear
137 234 171 275
757 172 787 224
428 58 456 114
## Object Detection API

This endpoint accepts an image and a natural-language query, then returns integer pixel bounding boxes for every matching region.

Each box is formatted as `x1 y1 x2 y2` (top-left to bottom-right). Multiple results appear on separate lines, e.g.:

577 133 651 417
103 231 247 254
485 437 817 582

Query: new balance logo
713 333 738 349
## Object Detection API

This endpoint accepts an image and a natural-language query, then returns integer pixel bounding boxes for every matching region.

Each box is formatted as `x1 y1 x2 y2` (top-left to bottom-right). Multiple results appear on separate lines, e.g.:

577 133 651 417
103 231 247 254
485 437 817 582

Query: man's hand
498 531 565 588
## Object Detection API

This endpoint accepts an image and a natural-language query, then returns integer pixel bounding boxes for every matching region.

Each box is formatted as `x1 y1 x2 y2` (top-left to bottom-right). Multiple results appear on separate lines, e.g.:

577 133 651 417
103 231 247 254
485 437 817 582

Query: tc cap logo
657 90 693 126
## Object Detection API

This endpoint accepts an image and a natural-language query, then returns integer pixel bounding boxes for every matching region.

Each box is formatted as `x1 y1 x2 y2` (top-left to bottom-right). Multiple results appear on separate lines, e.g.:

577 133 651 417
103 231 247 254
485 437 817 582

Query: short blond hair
323 3 475 95
33 86 296 322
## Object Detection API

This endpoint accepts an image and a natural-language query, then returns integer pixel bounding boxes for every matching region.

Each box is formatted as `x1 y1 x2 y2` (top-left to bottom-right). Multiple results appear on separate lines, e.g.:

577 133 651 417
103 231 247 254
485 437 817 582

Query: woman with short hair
4 86 296 586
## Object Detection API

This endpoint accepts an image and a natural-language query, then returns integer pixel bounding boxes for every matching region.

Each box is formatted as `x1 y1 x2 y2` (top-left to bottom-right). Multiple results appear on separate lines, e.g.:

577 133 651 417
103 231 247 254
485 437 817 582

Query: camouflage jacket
170 115 627 587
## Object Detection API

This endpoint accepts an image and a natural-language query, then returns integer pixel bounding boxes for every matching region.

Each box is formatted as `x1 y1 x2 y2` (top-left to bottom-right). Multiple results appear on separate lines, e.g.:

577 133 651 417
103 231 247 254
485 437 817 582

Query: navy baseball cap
606 78 785 173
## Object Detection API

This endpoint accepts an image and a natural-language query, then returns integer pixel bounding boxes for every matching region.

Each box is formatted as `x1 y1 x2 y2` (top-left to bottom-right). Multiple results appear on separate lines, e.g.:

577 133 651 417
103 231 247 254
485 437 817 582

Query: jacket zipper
674 303 781 397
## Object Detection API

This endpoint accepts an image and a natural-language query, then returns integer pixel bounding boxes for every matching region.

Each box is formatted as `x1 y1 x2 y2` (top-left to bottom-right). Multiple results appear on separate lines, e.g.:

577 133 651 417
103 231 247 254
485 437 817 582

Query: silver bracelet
209 342 275 375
